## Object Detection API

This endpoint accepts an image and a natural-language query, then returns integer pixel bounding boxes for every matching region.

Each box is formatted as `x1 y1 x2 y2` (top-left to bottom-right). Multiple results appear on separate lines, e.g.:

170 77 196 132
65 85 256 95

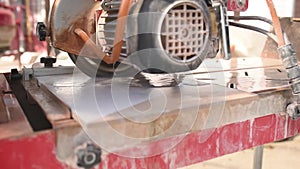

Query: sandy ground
181 136 300 169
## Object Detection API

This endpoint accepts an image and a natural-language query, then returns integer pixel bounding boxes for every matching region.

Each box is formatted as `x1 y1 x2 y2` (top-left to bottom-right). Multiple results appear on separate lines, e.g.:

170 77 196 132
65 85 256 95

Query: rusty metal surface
0 75 33 140
50 0 100 56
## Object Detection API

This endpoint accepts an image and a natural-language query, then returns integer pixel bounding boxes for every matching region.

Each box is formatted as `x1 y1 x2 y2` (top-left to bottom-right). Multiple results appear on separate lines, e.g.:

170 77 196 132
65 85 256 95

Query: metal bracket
23 66 75 81
76 143 102 169
219 2 231 60
286 102 300 119
278 44 300 119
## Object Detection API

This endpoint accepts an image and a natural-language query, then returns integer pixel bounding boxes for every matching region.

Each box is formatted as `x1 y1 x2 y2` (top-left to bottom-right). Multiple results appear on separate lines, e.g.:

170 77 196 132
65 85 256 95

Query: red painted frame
1 113 299 169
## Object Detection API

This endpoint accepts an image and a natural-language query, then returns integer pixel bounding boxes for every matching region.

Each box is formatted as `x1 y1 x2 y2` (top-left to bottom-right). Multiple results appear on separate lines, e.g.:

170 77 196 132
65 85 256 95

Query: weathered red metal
0 131 65 169
1 114 299 168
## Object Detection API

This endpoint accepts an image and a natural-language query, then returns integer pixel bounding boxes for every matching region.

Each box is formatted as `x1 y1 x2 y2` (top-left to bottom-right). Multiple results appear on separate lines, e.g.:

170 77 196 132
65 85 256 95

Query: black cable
229 22 270 35
229 21 278 43
228 16 273 25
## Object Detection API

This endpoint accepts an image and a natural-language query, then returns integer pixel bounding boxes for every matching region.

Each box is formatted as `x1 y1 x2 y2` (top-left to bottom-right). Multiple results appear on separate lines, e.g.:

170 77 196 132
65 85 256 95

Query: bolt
236 0 246 8
40 57 56 68
286 102 300 119
76 143 102 169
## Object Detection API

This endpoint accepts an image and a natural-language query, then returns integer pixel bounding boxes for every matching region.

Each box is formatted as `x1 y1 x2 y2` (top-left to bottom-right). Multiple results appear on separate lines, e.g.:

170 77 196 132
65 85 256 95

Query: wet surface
125 57 289 93
34 59 282 122
133 73 179 87
35 57 289 125
32 57 295 154
192 67 289 93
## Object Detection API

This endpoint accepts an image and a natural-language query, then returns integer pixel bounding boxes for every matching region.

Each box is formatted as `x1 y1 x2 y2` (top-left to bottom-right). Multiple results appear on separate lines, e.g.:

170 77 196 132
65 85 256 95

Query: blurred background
0 0 70 73
1 1 300 169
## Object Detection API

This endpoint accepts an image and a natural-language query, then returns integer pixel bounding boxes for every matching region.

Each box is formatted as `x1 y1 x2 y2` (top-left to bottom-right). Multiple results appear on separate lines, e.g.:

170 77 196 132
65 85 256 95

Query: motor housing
126 0 212 73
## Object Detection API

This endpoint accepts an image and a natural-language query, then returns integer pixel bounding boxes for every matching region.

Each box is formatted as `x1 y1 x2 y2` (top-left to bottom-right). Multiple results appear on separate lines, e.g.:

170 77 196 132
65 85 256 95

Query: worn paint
0 131 65 169
1 114 300 168
98 114 300 169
